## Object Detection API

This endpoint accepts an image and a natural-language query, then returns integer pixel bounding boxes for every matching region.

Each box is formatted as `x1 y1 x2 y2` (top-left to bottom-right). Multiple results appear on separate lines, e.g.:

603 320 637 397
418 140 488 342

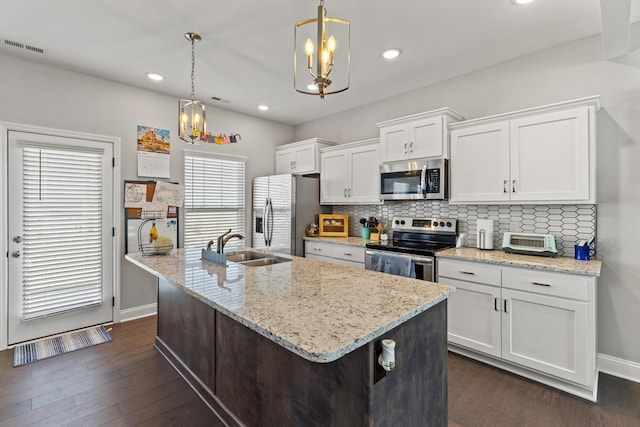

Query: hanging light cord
190 37 196 104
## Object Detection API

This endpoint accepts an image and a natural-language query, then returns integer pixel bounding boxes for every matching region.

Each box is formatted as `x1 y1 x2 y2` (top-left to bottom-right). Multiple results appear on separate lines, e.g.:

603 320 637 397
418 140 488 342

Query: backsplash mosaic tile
332 201 596 258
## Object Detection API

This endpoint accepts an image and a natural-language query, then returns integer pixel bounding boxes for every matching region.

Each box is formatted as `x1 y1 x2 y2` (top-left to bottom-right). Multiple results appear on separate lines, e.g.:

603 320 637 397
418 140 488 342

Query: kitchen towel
371 253 416 278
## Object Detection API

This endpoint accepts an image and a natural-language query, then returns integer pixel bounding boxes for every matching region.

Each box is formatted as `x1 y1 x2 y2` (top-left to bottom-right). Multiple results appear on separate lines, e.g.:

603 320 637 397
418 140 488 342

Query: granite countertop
302 236 371 247
437 247 602 277
125 248 453 363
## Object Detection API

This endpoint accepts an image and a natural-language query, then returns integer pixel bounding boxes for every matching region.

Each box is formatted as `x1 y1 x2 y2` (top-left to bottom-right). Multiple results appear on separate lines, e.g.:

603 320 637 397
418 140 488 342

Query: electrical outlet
509 221 521 232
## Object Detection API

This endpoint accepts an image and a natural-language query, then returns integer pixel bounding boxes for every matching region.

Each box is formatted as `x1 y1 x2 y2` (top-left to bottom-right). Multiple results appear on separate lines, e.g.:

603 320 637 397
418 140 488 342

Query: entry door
7 131 114 345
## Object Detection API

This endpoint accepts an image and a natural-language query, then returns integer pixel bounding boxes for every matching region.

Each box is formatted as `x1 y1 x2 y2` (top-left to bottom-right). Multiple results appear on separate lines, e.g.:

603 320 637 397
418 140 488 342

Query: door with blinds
7 131 114 345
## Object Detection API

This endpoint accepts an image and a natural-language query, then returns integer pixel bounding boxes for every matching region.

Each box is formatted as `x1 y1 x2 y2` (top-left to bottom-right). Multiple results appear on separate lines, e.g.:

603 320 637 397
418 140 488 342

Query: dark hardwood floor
0 316 218 427
0 316 638 426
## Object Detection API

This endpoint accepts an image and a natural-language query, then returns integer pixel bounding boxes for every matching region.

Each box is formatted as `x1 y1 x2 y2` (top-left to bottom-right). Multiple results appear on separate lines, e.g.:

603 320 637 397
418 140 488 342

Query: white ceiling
0 1 636 126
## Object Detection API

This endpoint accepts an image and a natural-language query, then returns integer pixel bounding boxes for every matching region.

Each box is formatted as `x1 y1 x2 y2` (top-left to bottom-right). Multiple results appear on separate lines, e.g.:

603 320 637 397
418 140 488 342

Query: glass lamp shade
179 99 206 143
294 13 350 98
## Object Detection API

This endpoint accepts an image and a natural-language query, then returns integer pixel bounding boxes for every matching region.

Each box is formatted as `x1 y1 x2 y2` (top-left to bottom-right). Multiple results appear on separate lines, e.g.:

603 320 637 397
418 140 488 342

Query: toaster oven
502 232 558 257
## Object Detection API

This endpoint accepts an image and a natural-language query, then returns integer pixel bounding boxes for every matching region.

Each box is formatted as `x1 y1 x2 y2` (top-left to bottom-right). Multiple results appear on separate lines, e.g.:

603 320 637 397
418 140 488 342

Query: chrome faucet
217 229 244 253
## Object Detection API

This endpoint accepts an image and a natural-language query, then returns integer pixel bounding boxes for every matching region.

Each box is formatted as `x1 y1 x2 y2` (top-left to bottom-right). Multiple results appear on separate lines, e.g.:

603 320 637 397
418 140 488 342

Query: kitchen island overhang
126 248 454 426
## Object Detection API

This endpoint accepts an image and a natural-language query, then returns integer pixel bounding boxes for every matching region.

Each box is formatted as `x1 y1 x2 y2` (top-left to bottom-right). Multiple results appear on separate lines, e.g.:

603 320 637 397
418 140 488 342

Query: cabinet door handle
348 188 352 197
503 180 507 193
512 179 516 193
403 142 408 154
460 271 475 275
409 141 413 153
504 299 508 313
494 298 499 311
532 282 551 287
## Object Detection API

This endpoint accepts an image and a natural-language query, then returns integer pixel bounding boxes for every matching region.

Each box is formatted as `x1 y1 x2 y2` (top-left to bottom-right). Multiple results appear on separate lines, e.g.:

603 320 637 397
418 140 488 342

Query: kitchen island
126 248 454 426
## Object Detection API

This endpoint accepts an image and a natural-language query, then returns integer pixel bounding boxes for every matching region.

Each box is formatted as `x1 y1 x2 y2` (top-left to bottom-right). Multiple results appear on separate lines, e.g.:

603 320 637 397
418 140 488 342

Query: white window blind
184 152 246 251
21 147 103 320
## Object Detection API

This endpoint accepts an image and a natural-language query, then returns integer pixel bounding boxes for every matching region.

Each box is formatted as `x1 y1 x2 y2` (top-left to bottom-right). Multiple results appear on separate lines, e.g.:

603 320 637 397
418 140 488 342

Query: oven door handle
410 256 434 265
421 165 427 198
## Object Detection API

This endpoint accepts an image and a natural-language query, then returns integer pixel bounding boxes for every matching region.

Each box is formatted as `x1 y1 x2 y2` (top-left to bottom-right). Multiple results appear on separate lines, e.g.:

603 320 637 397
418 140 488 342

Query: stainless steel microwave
380 158 448 200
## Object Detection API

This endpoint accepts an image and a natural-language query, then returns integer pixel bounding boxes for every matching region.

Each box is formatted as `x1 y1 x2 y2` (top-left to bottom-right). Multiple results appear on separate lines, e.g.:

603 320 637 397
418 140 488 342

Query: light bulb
322 49 330 63
327 36 336 53
305 39 314 56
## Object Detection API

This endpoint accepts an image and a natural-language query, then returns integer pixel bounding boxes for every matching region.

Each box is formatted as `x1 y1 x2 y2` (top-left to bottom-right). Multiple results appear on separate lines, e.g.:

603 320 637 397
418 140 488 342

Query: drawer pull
504 299 508 313
494 298 498 311
314 248 322 252
343 252 352 256
532 282 551 287
460 271 475 275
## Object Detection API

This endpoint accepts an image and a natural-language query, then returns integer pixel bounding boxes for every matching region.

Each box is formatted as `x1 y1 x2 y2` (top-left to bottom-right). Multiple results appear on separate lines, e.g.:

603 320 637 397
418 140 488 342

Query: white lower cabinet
437 258 597 400
304 240 365 269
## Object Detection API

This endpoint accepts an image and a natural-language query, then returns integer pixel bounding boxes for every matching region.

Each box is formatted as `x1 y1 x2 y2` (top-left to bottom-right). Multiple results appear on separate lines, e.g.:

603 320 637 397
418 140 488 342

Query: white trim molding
598 353 640 383
119 303 157 322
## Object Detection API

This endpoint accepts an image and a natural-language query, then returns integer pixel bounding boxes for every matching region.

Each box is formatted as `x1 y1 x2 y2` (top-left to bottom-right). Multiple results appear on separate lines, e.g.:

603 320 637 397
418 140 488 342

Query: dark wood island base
154 279 448 427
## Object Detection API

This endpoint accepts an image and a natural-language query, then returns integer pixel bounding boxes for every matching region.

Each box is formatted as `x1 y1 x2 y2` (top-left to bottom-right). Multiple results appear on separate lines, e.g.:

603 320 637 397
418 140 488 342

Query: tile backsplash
332 201 596 258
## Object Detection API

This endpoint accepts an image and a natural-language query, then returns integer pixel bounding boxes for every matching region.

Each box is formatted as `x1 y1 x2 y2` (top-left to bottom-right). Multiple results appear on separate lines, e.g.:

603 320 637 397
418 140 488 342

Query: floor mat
13 325 112 367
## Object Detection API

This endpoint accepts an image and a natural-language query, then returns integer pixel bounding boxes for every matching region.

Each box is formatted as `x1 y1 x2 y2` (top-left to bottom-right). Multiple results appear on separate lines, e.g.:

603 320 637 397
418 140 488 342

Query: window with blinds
184 152 246 251
21 147 104 320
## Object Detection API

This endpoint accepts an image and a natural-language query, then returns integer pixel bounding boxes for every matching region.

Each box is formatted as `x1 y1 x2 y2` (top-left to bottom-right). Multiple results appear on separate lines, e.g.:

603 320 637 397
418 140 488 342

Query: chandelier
294 0 350 98
179 32 206 143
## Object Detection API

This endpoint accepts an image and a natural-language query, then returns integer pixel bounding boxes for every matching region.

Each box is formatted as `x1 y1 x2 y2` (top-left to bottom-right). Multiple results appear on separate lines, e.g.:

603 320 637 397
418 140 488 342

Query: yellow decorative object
149 222 158 243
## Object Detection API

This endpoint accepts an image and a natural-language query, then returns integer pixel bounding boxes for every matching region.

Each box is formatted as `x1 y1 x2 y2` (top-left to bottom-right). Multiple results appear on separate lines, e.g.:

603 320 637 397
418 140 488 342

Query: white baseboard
598 353 640 383
119 303 157 322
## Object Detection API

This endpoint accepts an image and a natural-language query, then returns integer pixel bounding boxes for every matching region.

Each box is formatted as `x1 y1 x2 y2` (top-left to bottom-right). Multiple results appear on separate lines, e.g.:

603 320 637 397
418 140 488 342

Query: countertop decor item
319 214 348 237
294 0 350 98
306 223 320 237
179 32 206 143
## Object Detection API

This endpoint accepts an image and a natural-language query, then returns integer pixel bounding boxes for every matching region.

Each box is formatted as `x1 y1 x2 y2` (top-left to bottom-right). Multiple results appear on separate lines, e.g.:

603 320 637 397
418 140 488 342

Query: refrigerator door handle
267 198 274 246
263 198 269 247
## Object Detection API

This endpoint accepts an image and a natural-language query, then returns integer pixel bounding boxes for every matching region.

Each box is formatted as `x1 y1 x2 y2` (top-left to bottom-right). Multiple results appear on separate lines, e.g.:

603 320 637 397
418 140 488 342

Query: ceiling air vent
3 39 46 55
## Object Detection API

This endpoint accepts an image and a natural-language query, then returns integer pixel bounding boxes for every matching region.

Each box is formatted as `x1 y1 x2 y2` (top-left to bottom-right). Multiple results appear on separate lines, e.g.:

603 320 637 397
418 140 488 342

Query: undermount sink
237 257 291 267
223 250 291 267
225 251 268 262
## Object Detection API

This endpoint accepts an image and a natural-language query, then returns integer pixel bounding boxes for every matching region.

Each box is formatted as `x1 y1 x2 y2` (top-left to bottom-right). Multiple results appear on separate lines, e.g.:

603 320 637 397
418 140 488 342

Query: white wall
0 52 293 313
294 34 640 367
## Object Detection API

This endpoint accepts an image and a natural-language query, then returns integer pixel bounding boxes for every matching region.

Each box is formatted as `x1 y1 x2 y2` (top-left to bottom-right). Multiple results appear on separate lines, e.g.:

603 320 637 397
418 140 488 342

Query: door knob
12 251 20 258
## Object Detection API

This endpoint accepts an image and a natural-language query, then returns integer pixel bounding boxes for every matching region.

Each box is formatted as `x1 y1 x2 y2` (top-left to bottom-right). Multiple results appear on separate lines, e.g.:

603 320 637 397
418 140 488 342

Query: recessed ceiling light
258 105 270 111
146 73 164 81
381 49 402 60
512 0 535 4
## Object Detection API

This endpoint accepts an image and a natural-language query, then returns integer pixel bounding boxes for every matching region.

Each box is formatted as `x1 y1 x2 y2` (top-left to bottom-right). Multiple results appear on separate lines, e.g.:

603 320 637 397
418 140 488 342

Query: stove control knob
439 221 445 227
394 220 400 225
433 222 438 227
446 221 452 228
400 220 406 225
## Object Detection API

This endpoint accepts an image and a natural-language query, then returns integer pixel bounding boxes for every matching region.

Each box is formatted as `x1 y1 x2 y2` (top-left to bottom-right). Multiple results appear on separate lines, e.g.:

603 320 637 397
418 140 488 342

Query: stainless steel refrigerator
252 174 326 256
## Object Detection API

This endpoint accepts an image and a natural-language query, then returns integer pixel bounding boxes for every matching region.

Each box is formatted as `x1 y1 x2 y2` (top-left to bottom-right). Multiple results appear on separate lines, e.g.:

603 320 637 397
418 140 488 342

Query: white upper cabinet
450 96 600 204
274 138 335 175
377 108 464 162
320 139 381 205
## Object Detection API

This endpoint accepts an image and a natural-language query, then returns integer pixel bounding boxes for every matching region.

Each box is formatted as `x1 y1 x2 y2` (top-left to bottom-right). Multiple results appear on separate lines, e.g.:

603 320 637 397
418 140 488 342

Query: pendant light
179 32 206 143
294 0 350 99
